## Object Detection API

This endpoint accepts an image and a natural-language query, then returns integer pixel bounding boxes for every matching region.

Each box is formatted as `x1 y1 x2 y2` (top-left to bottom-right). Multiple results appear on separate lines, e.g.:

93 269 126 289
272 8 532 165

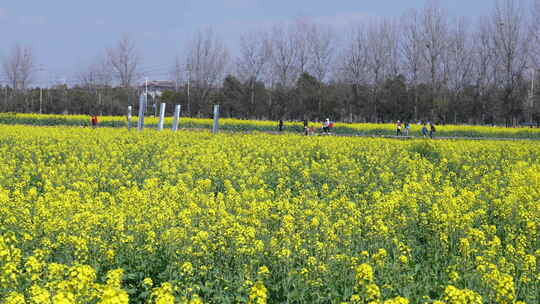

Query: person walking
323 118 330 133
396 120 403 136
303 119 309 136
404 122 410 136
429 123 436 139
91 115 98 128
278 119 284 132
421 123 428 138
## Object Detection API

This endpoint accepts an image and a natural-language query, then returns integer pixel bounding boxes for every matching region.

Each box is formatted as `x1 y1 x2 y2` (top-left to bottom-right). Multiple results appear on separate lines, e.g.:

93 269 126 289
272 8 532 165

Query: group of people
277 118 334 135
279 118 438 138
308 118 333 135
395 120 411 136
88 115 439 139
396 120 437 138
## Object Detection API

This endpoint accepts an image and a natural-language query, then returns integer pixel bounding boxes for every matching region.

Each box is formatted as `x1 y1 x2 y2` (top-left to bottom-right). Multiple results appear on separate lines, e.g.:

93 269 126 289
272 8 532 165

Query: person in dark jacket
396 120 403 136
429 123 436 139
421 123 428 137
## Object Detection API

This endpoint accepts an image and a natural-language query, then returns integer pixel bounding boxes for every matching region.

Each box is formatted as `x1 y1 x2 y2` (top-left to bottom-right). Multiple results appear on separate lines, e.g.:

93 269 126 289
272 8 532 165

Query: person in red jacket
91 115 98 128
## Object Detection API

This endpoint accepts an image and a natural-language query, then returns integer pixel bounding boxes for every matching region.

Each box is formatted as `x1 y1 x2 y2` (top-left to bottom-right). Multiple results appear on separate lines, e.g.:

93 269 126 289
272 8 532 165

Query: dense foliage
1 72 540 127
0 125 539 303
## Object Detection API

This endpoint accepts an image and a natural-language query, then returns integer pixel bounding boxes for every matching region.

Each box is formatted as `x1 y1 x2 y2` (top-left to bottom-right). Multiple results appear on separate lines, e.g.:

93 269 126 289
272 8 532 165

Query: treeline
3 0 540 125
0 86 137 116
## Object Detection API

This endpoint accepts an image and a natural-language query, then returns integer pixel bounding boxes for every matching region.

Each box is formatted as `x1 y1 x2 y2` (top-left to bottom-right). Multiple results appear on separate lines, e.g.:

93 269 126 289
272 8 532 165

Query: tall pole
172 104 181 131
127 105 132 131
531 69 536 123
187 64 191 116
158 103 166 131
212 104 220 134
39 87 42 114
187 75 190 116
137 94 145 131
98 92 102 115
38 64 46 114
145 77 148 114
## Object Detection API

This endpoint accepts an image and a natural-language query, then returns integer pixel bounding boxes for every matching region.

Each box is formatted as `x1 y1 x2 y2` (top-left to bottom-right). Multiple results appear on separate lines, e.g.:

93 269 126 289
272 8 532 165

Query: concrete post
212 104 220 134
158 103 166 131
127 106 132 131
172 104 181 131
137 94 145 131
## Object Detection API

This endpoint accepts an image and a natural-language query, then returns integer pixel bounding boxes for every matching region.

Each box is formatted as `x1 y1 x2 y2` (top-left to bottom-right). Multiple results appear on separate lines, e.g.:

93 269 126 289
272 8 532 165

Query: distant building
139 80 176 99
138 80 177 115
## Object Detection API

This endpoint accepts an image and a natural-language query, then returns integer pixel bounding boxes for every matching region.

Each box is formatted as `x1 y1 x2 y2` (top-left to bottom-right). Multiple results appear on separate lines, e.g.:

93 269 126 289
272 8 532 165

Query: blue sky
0 1 499 86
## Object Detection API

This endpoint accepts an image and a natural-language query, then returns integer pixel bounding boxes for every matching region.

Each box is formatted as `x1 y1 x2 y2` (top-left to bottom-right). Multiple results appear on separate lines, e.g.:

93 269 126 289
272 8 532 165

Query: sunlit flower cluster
0 125 539 303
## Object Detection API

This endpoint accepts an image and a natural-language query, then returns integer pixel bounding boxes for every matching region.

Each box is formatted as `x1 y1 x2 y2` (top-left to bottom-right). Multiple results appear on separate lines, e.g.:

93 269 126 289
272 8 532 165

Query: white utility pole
530 69 536 123
98 92 102 115
186 64 191 116
172 104 181 131
39 87 43 114
145 77 149 114
127 106 132 130
38 64 46 114
212 104 220 133
137 94 145 131
158 103 166 131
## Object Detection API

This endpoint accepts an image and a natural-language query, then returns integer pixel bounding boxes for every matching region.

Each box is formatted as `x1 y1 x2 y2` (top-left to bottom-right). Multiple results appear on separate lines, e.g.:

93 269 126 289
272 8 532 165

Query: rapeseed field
1 113 540 139
0 125 538 303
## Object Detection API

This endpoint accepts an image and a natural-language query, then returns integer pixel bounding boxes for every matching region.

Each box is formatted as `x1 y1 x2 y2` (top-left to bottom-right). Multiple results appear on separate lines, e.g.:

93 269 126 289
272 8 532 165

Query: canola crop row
1 113 540 139
0 125 539 303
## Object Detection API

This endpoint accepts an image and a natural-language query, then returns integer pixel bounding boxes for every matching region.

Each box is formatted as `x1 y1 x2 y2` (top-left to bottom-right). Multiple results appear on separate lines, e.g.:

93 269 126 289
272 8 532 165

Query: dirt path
180 127 540 142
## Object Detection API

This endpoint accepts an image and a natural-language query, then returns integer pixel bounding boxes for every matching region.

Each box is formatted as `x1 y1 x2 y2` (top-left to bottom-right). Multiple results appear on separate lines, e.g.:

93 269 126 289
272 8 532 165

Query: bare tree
474 17 496 92
531 0 540 121
75 55 113 115
270 24 299 87
385 19 402 78
78 55 112 91
171 55 183 92
447 17 475 122
420 0 449 108
106 34 140 88
366 19 401 86
184 28 229 116
401 9 425 119
292 18 312 76
490 0 530 125
338 24 370 122
340 25 369 86
307 23 335 117
448 18 474 90
237 30 272 117
2 43 35 91
532 0 540 68
307 23 335 83
363 18 402 121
